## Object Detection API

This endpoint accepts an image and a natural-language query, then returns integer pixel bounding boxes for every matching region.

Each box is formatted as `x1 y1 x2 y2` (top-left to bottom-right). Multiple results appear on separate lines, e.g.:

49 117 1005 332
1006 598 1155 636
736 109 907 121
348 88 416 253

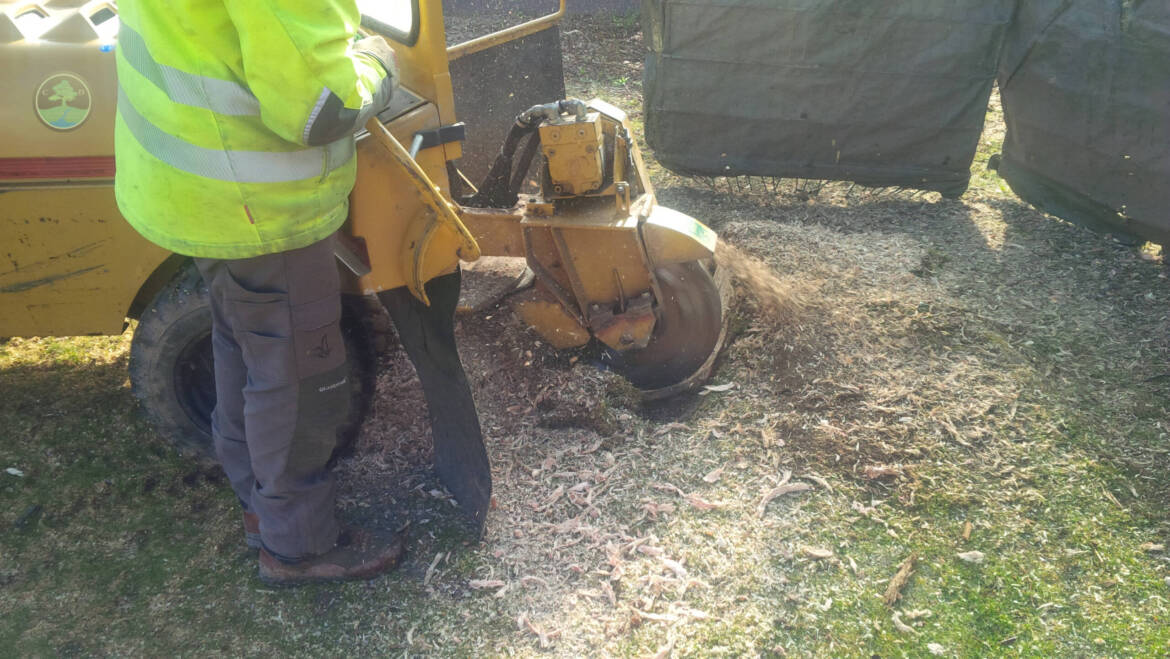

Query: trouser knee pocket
287 295 350 472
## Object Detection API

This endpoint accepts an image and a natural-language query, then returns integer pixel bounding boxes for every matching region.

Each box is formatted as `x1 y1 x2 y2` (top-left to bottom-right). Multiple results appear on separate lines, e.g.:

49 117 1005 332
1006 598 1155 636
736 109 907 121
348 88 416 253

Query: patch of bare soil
560 15 646 87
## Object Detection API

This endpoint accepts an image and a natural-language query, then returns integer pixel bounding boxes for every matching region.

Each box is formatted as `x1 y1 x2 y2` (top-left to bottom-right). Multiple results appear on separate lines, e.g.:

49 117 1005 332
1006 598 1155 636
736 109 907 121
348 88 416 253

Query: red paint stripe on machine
0 156 116 180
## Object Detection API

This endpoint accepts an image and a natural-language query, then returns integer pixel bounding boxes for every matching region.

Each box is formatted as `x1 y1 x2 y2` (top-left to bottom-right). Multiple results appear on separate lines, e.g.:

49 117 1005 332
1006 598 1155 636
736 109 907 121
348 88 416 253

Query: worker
113 1 403 585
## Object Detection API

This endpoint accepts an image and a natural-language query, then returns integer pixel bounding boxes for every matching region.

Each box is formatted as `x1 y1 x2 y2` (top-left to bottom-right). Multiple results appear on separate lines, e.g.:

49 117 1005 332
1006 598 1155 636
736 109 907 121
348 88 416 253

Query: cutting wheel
609 261 725 391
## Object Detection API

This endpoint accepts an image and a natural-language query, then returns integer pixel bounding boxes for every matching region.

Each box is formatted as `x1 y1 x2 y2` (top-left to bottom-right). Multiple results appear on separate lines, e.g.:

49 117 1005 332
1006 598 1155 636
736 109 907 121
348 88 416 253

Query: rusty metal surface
448 26 565 184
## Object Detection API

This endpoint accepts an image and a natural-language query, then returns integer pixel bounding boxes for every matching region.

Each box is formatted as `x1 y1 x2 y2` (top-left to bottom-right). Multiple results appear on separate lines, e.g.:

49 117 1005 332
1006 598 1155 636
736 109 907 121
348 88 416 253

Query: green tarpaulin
643 0 1170 243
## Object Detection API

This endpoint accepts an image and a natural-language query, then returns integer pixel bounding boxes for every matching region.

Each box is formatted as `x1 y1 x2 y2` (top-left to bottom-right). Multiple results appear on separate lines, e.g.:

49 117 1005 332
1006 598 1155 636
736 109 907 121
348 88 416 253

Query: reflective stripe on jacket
114 0 393 259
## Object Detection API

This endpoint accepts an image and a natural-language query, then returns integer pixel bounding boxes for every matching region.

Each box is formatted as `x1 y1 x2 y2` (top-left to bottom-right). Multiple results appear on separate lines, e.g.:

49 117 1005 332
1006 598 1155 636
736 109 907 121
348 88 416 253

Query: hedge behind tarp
996 0 1170 244
642 0 1016 197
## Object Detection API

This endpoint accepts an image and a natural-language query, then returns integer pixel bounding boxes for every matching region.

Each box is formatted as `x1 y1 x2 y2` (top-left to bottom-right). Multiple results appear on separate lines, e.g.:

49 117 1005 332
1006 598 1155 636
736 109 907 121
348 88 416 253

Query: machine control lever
408 123 467 159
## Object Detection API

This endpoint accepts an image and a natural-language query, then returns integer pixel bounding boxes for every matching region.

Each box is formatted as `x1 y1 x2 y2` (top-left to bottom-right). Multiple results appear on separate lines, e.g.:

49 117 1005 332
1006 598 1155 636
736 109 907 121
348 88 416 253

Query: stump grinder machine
0 0 727 530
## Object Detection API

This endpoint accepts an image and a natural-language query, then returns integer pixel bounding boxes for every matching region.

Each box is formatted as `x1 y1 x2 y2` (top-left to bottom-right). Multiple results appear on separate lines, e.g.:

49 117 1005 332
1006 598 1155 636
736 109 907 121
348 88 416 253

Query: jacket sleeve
223 0 395 147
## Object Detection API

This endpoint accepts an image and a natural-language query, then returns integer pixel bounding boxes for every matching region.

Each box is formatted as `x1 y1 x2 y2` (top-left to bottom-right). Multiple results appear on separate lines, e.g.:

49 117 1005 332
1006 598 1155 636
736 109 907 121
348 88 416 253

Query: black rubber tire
128 261 377 464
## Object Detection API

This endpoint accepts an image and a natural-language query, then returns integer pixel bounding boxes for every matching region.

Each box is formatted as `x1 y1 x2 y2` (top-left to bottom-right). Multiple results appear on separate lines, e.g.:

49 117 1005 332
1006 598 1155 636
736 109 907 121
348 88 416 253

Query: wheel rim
173 331 215 436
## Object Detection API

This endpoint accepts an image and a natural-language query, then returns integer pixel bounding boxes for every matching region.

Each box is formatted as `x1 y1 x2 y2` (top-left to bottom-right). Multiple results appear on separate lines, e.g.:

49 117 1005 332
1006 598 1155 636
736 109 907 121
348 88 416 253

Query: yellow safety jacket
114 0 393 259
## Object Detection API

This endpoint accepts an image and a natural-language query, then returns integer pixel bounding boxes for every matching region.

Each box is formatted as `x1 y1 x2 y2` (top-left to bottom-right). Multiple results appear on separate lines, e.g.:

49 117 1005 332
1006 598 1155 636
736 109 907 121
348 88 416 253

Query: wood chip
653 422 689 437
757 482 813 518
631 608 680 623
702 467 724 483
685 494 728 510
644 639 674 659
518 615 560 649
804 473 833 492
423 552 444 586
651 482 686 496
701 383 736 394
601 580 617 607
661 557 688 580
862 464 903 479
882 553 917 607
1102 487 1124 508
891 611 916 634
537 485 564 511
801 546 834 559
468 579 506 590
957 550 985 564
938 414 972 447
962 520 973 541
1140 542 1165 553
643 502 676 518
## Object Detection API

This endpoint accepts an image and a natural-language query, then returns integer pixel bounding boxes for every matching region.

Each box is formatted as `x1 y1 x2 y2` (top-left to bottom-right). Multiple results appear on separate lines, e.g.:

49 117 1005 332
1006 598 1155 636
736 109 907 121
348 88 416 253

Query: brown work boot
258 526 406 586
243 511 261 550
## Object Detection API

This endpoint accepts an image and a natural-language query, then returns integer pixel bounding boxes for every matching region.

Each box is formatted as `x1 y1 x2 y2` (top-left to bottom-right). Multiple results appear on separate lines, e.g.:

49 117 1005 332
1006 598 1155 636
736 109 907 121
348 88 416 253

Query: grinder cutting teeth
453 98 731 397
602 260 727 394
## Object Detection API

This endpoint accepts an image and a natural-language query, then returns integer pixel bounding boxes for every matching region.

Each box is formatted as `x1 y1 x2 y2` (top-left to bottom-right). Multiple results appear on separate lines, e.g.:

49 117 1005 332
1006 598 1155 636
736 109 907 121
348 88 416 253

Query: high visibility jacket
114 1 394 259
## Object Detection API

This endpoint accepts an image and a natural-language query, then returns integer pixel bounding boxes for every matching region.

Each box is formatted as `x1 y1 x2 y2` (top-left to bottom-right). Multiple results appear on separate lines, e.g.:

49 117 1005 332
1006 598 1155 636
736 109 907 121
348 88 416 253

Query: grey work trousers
194 234 349 559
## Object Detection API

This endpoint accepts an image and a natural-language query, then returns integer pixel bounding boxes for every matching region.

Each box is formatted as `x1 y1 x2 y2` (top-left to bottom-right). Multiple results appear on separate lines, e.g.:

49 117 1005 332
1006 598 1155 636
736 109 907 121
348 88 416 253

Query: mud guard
377 269 491 535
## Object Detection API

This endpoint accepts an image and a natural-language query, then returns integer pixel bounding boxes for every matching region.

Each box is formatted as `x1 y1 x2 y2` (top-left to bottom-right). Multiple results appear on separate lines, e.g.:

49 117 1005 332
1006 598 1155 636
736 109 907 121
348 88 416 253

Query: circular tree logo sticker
36 73 92 130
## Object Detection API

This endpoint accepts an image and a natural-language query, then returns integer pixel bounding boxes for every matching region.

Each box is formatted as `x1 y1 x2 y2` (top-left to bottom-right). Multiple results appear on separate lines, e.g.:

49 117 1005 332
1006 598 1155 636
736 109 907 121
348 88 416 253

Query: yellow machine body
540 112 605 196
0 1 171 337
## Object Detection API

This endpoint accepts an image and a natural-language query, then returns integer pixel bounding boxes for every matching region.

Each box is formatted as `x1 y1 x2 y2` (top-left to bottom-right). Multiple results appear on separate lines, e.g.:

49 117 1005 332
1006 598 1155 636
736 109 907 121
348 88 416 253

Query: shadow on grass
0 344 487 655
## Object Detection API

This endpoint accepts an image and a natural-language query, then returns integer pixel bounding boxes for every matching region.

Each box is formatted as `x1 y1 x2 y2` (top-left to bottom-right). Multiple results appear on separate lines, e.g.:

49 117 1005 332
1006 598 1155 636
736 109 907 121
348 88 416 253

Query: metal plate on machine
447 26 565 184
374 86 426 125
